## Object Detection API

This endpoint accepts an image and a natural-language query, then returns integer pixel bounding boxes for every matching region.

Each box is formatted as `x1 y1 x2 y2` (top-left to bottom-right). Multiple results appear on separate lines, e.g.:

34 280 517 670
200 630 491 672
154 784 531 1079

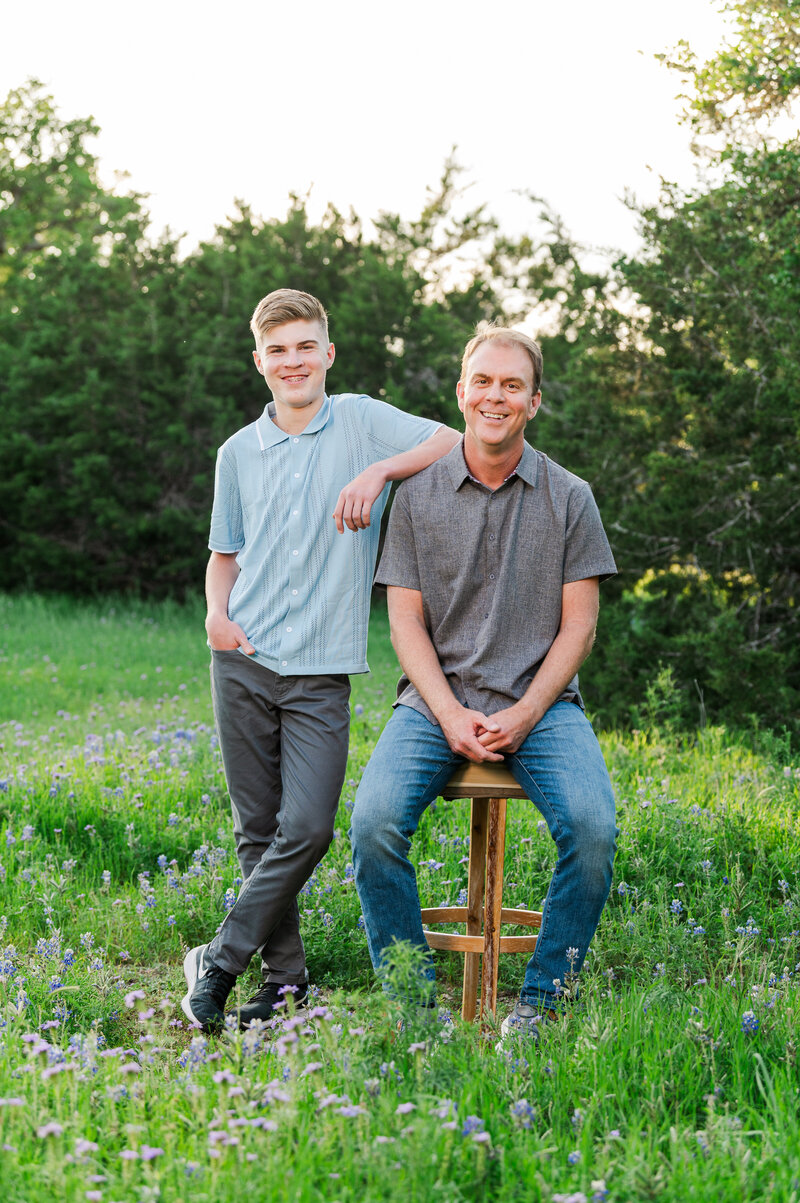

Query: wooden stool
420 761 542 1023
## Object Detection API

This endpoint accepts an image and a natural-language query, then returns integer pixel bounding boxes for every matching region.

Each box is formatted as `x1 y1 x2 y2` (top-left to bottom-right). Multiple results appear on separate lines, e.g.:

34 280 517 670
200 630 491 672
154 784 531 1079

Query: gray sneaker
499 1001 546 1044
181 944 236 1032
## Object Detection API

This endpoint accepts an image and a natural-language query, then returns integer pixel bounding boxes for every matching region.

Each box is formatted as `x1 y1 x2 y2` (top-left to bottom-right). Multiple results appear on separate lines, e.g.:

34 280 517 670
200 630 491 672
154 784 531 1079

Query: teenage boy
182 289 459 1031
350 327 617 1037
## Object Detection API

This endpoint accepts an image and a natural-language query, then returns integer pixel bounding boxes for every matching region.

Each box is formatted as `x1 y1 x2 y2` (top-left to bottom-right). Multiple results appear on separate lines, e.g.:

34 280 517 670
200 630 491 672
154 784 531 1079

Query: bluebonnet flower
741 1010 759 1034
510 1099 535 1128
567 1150 582 1164
670 900 683 915
735 918 760 938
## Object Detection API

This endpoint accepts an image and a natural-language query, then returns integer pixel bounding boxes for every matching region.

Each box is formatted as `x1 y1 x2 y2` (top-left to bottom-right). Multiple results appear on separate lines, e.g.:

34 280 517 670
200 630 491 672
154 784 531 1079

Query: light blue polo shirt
209 393 440 675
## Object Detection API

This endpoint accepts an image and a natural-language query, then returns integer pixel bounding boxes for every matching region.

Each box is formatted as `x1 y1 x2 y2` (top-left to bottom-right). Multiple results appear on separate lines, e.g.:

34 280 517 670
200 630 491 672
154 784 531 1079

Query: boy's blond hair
250 289 329 345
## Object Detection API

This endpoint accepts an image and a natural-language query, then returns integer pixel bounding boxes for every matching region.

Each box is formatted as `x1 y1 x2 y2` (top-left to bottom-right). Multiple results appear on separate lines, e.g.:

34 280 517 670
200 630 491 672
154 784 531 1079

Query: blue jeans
350 701 616 1010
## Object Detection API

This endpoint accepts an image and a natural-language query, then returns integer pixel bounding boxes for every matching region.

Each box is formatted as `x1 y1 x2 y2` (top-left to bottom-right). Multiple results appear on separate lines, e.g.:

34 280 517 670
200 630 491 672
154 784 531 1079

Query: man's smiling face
253 319 335 420
456 340 541 457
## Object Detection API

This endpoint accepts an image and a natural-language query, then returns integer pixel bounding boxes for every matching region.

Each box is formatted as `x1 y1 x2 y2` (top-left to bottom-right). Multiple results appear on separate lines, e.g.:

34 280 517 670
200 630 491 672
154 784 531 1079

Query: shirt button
489 573 495 580
489 534 495 541
282 660 288 667
292 589 298 595
292 550 299 556
286 626 292 632
294 472 300 478
293 510 299 516
293 438 299 443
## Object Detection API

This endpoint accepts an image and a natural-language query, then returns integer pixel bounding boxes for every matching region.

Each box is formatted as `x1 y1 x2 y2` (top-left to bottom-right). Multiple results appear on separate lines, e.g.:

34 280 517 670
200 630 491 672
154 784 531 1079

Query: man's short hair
460 326 543 395
250 289 329 345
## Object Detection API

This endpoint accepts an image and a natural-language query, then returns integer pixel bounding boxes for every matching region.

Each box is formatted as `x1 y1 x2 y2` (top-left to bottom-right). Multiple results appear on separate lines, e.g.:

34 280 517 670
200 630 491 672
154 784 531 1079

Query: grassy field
1 593 799 1202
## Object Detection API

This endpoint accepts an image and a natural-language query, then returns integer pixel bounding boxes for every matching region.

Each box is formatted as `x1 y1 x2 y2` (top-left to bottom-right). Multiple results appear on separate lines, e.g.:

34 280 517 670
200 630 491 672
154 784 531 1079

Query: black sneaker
234 981 308 1028
181 944 236 1032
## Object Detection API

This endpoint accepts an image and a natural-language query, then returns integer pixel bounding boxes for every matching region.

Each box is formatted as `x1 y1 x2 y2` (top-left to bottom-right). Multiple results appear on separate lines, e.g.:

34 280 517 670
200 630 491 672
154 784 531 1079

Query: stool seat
440 760 529 800
420 760 542 1023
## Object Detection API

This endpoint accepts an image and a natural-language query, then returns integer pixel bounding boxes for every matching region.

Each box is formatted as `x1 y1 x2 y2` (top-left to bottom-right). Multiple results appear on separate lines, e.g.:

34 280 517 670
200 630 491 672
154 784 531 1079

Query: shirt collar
256 393 333 449
445 438 540 490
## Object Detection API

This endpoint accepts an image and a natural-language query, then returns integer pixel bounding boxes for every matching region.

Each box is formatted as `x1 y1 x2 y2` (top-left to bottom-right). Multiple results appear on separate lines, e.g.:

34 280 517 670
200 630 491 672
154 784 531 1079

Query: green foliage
2 596 800 1201
2 8 800 736
659 0 800 138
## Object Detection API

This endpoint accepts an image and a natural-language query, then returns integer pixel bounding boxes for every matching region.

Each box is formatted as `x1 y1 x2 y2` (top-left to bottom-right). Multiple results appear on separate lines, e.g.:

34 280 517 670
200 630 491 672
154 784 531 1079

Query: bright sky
3 0 730 259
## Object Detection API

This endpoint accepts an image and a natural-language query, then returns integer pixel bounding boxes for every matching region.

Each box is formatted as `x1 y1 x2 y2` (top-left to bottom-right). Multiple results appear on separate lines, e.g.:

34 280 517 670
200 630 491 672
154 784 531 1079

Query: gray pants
206 650 351 983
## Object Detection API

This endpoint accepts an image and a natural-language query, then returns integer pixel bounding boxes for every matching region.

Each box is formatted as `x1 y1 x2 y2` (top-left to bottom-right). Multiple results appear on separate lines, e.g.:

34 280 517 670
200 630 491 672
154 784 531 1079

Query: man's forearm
389 606 462 726
514 621 596 730
387 586 503 762
476 578 600 755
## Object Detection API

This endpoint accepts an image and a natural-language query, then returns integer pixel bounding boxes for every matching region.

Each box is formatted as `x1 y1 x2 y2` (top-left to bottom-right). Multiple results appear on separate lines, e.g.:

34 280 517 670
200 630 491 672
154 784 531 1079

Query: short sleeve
374 485 422 590
208 442 245 553
563 482 617 583
355 396 441 457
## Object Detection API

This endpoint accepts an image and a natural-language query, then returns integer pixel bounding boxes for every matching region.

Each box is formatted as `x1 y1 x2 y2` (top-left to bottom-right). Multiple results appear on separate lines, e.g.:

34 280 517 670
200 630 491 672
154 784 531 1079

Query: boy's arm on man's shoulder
333 425 460 533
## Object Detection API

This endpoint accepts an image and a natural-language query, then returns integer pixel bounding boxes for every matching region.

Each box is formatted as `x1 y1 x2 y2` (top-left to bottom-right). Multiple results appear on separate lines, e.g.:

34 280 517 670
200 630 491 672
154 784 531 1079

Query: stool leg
480 796 507 1021
462 796 488 1022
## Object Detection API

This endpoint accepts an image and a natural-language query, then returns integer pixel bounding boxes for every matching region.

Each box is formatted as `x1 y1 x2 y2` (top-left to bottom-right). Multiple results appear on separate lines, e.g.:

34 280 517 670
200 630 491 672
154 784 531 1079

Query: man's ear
528 390 542 420
456 380 466 414
253 350 264 376
325 342 336 370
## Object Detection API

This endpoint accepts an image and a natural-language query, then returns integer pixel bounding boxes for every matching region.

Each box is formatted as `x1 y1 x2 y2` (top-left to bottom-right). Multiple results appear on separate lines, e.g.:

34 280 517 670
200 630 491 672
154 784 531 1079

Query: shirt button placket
284 433 308 670
486 496 500 616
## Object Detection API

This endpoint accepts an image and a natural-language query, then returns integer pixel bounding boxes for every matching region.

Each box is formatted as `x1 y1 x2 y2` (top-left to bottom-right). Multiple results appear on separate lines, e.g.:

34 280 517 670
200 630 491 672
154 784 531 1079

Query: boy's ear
253 350 264 375
326 342 336 369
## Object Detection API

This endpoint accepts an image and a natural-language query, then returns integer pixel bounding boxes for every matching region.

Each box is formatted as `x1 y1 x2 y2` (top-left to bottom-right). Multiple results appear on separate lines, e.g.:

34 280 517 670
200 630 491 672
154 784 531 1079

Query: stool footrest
420 906 542 928
423 931 539 953
421 906 542 954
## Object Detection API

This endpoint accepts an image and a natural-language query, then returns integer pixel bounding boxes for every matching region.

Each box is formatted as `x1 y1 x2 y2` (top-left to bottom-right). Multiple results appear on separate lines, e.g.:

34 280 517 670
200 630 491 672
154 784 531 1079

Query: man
181 288 459 1031
350 326 617 1036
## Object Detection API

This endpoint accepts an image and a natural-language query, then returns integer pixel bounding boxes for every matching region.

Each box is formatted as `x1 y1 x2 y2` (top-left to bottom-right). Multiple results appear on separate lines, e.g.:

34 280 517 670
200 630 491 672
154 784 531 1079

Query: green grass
1 593 799 1201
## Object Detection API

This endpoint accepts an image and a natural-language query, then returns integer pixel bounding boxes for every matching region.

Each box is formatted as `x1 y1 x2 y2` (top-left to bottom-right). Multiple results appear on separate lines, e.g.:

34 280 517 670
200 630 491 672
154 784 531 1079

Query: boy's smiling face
253 319 335 424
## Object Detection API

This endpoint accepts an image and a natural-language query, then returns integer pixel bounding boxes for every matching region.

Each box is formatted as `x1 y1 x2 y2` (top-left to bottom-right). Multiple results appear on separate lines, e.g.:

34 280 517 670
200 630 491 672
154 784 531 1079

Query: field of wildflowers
1 593 799 1202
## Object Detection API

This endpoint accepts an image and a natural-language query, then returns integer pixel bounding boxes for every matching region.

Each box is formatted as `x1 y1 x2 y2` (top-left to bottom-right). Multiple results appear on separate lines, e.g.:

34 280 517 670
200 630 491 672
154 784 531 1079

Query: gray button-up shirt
375 441 617 721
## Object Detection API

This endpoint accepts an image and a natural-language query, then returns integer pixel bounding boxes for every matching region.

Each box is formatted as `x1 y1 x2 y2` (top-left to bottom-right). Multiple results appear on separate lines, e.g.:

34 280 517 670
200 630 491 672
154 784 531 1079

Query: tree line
1 0 798 735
